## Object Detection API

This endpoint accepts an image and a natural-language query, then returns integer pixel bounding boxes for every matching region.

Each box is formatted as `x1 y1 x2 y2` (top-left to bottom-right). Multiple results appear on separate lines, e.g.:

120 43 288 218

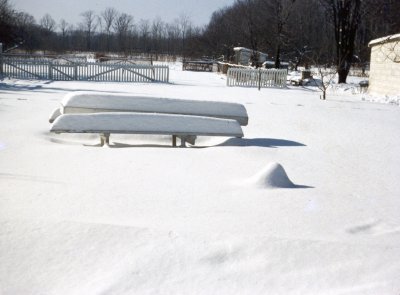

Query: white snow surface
1 62 400 294
362 93 400 106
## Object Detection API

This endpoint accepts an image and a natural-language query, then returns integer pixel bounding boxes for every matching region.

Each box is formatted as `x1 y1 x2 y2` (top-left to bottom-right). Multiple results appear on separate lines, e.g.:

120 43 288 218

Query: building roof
233 47 268 56
368 33 400 47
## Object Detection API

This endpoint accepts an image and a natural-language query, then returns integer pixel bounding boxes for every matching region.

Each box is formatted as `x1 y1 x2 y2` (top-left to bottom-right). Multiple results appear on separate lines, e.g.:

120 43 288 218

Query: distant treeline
1 0 399 67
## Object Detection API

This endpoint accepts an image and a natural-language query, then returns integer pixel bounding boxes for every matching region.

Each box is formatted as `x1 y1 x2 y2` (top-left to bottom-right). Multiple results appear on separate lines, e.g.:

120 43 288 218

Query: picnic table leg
172 135 177 147
180 137 186 148
100 133 110 146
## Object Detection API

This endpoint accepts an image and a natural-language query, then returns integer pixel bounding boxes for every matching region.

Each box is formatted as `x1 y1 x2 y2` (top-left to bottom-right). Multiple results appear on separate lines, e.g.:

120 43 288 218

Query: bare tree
308 42 338 100
101 7 117 52
59 19 69 37
138 19 150 52
235 0 261 66
0 0 16 46
165 22 180 55
262 0 298 68
40 13 55 32
39 14 56 52
59 19 72 52
80 10 97 51
203 7 241 60
321 0 362 83
13 11 37 52
151 17 164 55
113 12 133 53
313 65 337 100
177 13 191 57
285 0 333 69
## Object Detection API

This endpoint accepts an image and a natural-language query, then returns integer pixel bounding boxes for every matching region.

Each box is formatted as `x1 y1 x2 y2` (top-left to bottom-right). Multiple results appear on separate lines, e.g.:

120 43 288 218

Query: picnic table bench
50 112 244 147
49 92 248 147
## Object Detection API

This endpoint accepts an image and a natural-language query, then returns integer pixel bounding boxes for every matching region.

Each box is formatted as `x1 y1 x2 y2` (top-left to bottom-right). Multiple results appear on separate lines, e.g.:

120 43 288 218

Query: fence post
48 61 53 80
0 43 3 78
74 64 78 80
258 68 261 91
166 66 169 83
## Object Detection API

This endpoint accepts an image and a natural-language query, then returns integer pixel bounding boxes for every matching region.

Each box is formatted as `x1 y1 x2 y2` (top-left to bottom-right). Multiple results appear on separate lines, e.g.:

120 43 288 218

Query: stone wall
368 34 400 96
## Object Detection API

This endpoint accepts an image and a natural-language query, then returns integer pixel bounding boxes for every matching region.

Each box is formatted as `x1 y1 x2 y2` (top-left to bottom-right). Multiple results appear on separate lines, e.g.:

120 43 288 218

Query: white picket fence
227 68 287 88
0 55 169 83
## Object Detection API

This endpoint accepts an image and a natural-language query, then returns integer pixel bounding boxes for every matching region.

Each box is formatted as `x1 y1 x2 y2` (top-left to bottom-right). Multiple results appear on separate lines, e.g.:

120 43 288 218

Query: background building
368 33 400 96
233 47 268 66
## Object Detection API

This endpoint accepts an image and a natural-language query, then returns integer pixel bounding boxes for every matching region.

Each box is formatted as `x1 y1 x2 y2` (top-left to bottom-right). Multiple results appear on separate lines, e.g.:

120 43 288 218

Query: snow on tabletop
62 92 248 125
1 61 400 295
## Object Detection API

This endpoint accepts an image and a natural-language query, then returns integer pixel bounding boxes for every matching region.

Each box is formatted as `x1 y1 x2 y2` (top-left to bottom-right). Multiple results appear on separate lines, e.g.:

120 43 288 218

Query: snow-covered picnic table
49 92 249 126
49 92 247 147
51 112 244 147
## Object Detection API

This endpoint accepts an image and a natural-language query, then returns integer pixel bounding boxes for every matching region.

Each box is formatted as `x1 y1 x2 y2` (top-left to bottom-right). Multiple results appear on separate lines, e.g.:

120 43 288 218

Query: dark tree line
1 0 399 82
0 0 201 57
203 0 399 82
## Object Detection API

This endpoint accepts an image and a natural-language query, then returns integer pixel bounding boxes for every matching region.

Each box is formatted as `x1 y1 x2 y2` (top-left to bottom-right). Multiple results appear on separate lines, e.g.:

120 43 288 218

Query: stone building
368 33 400 96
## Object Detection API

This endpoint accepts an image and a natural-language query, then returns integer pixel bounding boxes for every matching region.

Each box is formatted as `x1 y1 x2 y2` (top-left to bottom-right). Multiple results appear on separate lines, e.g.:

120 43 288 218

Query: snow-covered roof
233 47 268 56
368 33 400 47
233 47 248 52
263 61 275 65
263 61 289 65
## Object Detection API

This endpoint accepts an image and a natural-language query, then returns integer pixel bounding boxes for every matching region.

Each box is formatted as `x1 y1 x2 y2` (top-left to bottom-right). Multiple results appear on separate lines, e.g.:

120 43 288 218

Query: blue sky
12 0 235 27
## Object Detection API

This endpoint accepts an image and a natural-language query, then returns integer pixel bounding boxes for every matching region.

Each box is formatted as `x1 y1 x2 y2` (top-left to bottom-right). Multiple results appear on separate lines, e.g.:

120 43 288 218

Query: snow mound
251 162 296 189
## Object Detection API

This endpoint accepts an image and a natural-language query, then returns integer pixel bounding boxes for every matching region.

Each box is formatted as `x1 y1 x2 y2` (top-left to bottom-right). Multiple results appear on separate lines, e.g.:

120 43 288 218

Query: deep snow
1 63 400 294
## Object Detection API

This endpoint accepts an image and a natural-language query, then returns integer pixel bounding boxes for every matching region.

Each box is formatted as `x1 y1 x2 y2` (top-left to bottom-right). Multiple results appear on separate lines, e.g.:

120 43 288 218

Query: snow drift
249 162 296 189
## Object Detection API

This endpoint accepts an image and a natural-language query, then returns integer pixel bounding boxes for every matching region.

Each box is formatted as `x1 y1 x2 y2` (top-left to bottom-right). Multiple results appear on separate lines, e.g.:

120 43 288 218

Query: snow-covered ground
1 63 400 294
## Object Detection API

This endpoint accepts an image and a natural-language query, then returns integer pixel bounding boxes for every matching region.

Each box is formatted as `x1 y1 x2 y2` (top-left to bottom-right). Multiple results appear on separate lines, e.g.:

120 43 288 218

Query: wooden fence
0 55 169 83
227 68 287 88
182 60 214 72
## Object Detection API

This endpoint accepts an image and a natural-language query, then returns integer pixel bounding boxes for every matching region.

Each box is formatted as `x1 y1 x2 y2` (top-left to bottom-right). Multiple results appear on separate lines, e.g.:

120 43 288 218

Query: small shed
263 60 289 69
368 33 400 96
233 47 268 66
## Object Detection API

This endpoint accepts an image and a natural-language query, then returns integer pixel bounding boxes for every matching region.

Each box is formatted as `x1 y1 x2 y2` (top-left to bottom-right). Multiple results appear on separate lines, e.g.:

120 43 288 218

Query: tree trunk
275 45 281 69
337 66 349 84
325 0 361 83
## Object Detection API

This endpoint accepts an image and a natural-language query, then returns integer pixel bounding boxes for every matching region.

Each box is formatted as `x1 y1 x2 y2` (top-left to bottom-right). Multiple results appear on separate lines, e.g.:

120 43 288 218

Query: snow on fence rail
227 68 287 88
0 55 169 83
